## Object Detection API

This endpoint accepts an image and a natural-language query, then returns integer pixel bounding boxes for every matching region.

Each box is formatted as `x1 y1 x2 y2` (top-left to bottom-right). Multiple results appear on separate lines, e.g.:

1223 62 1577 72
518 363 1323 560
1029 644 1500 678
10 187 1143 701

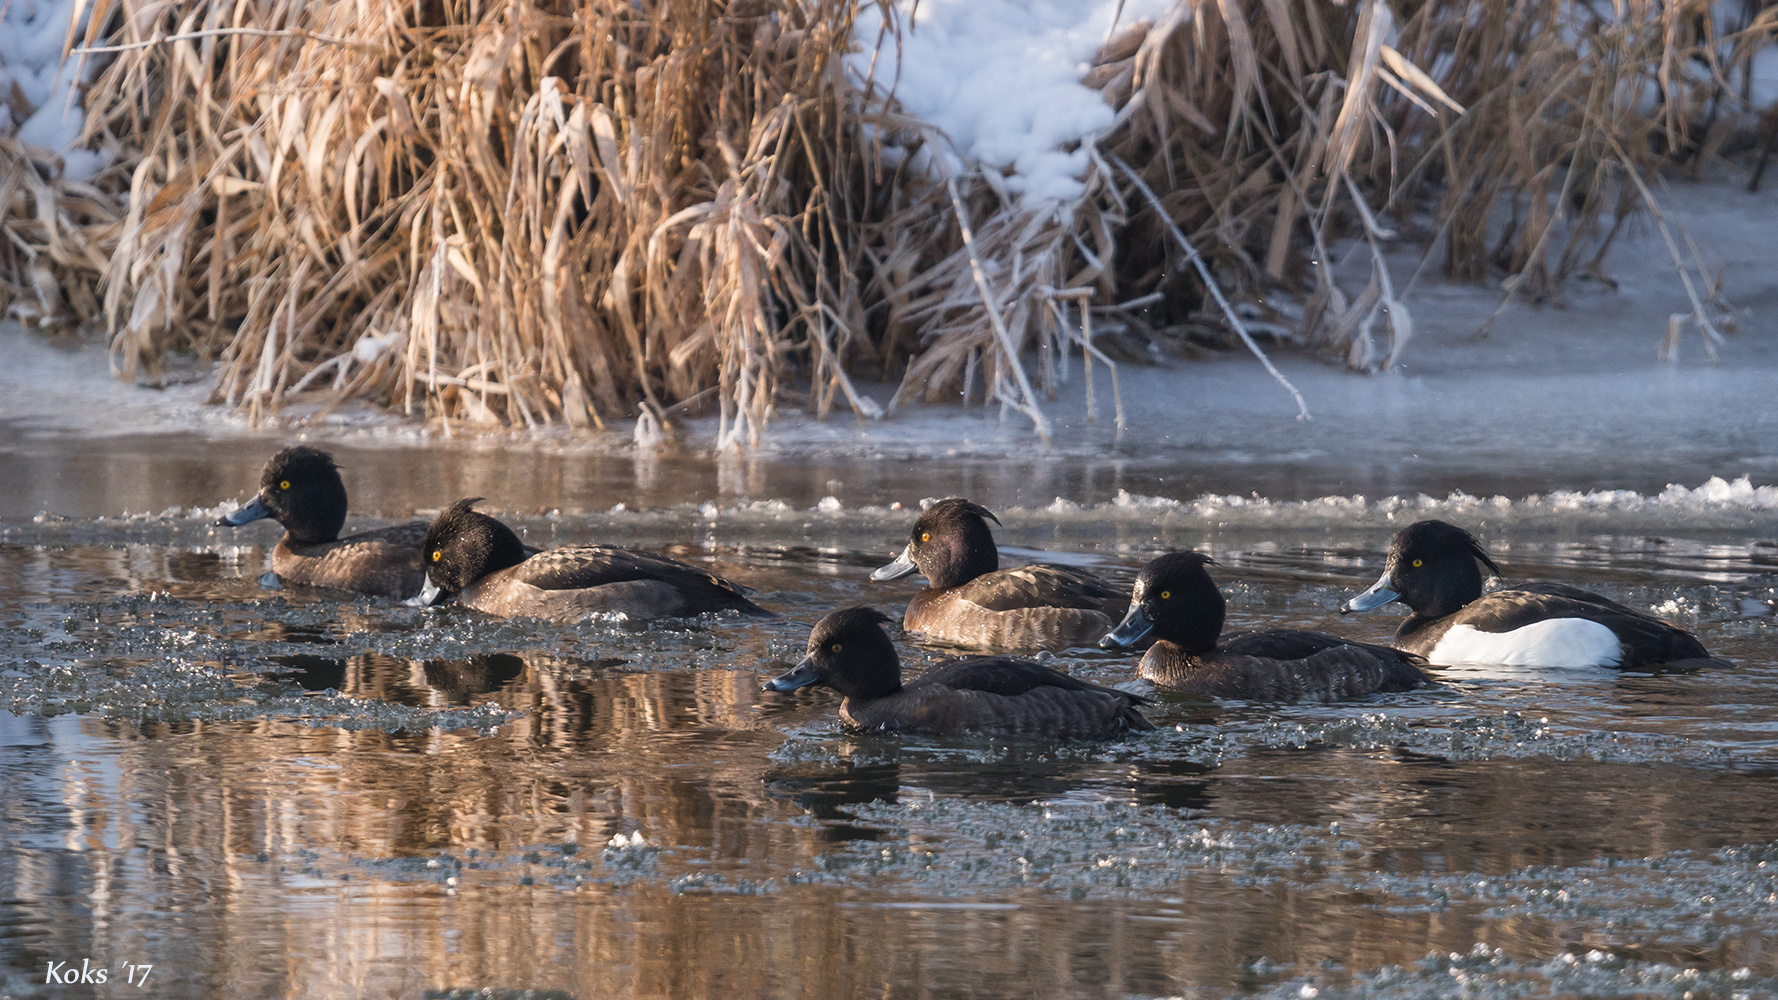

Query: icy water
2 438 1777 999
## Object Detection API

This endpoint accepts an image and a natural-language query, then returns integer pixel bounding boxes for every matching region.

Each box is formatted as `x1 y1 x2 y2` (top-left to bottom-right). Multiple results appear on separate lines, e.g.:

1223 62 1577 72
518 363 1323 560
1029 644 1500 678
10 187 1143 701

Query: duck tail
1119 701 1157 732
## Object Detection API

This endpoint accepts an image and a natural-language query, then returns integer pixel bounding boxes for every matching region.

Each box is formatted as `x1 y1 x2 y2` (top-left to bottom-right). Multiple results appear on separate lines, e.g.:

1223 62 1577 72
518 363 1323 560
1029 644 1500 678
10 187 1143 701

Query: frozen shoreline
3 179 1776 499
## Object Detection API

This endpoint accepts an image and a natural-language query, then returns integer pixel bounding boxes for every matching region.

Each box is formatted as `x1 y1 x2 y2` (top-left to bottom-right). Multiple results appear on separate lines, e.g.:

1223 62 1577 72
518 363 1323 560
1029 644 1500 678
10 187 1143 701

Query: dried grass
0 0 1766 441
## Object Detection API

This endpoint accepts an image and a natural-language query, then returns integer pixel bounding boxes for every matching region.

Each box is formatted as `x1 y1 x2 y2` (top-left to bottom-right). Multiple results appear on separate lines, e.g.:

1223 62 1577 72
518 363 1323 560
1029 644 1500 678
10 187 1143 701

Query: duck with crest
1101 553 1429 701
763 607 1153 738
216 445 428 598
869 498 1127 652
412 498 769 621
1341 519 1728 669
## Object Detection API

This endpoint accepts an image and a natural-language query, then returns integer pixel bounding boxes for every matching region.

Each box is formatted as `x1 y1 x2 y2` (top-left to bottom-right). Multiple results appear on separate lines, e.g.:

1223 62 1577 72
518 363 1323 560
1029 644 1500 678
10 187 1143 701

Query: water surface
1 437 1775 998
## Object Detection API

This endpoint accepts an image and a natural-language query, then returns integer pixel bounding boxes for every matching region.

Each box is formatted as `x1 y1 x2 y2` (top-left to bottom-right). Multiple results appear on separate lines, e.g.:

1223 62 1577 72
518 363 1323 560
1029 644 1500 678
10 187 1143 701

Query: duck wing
950 565 1128 615
914 656 1144 700
1458 589 1714 666
851 662 1153 737
1149 630 1428 701
341 520 431 548
511 545 762 609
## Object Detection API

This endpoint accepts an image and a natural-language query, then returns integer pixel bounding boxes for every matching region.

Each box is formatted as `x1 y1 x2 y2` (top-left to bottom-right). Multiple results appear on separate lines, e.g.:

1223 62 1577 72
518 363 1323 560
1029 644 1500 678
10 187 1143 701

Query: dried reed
0 0 1764 441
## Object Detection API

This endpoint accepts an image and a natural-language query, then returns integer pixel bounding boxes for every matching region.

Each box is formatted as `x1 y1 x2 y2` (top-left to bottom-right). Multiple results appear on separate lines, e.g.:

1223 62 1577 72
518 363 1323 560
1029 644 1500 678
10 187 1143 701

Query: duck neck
477 521 531 577
1415 561 1484 619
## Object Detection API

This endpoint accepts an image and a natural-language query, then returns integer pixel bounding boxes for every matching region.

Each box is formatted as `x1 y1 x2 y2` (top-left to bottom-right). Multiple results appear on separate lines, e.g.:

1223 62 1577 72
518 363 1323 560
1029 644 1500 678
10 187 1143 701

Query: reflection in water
0 479 1775 996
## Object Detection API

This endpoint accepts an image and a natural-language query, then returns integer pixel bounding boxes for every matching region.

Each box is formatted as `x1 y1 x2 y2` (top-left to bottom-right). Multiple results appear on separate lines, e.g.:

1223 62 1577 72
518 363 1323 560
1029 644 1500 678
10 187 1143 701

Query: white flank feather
1428 619 1623 669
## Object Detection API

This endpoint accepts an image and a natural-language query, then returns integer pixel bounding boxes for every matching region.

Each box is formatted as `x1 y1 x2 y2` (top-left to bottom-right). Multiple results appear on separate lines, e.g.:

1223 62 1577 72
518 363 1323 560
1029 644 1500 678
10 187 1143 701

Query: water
1 437 1776 999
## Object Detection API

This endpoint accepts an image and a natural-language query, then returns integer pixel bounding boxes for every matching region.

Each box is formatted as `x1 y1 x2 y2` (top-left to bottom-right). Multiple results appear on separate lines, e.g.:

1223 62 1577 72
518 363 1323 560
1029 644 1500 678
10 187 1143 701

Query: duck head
763 606 903 702
1100 552 1225 654
870 498 1000 589
411 498 529 607
1341 519 1501 617
217 445 348 544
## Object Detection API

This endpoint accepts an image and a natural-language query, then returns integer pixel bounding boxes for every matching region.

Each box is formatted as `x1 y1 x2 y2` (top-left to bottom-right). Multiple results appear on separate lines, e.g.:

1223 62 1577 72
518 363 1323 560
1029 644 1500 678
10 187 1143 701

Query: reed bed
0 0 1767 441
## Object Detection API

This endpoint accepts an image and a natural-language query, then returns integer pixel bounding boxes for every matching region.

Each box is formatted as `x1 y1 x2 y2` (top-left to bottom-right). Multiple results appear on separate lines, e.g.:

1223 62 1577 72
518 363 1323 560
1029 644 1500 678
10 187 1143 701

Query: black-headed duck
412 498 768 621
216 445 427 598
763 607 1153 738
870 498 1127 652
1340 519 1727 669
1101 552 1428 701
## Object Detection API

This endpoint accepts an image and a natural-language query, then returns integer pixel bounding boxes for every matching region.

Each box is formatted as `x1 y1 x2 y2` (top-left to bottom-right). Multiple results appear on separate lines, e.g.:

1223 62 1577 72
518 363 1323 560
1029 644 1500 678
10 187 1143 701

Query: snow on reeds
0 0 1766 441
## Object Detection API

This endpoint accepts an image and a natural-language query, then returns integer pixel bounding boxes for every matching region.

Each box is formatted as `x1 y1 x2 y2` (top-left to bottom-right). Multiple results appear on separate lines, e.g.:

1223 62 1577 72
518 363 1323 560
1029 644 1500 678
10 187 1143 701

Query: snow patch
0 0 111 181
852 0 1168 213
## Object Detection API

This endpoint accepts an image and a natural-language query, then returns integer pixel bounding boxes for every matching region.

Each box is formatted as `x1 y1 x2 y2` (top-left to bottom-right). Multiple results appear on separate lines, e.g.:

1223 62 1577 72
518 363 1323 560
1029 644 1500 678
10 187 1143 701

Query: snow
851 0 1169 212
3 168 1777 510
0 0 110 182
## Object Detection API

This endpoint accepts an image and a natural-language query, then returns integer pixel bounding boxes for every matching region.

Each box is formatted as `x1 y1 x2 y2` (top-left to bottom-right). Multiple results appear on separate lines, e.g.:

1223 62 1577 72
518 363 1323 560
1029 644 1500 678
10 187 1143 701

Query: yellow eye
920 532 929 542
830 643 842 653
431 550 442 562
1412 559 1423 568
1160 590 1171 599
279 480 291 490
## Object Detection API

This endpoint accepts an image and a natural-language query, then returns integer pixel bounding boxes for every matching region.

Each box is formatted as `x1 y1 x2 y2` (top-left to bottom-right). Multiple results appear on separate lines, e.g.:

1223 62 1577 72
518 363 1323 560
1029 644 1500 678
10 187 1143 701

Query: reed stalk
0 0 1763 440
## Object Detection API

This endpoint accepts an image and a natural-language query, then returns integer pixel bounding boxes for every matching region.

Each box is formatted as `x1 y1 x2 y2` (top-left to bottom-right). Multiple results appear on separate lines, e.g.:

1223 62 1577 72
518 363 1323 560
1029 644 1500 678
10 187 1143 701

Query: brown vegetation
0 0 1767 440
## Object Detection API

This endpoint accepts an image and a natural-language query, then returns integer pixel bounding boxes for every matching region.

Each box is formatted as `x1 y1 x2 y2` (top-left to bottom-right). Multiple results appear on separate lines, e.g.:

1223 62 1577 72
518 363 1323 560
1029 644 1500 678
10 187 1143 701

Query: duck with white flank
1340 519 1728 669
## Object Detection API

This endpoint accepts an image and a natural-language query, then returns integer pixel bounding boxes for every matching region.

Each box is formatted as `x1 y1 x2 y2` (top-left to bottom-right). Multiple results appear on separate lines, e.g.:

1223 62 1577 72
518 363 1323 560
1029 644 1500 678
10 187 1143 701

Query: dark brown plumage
871 498 1127 652
1102 553 1429 702
415 499 768 621
217 445 427 598
763 607 1153 739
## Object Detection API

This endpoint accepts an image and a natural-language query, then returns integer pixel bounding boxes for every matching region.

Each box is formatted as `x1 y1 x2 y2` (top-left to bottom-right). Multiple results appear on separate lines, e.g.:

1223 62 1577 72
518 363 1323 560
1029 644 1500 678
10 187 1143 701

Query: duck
412 498 769 621
1339 519 1727 669
762 606 1153 738
1100 552 1429 701
869 498 1128 652
216 445 427 598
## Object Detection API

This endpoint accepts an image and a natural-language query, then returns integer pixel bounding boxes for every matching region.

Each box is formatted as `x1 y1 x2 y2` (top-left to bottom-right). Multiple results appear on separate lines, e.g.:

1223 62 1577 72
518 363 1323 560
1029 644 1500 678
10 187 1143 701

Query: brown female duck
412 498 768 621
869 498 1127 652
1102 553 1428 702
763 607 1153 738
216 445 427 598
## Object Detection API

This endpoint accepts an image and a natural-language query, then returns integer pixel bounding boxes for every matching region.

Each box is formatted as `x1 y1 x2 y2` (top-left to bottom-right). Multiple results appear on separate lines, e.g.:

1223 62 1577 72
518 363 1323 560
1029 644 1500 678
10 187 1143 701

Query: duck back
842 656 1152 738
905 564 1127 651
274 521 429 598
1140 630 1428 702
459 544 765 621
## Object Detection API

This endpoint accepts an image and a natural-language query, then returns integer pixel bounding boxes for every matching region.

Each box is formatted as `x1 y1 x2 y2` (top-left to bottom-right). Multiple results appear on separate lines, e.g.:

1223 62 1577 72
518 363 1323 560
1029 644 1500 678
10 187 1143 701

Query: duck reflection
764 751 1218 837
761 762 902 842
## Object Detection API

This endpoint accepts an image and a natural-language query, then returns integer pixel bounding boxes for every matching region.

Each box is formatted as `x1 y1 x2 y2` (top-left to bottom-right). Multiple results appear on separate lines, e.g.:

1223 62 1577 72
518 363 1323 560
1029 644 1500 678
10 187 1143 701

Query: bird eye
1412 559 1423 568
431 550 442 562
830 643 842 653
1160 590 1171 600
279 480 290 490
920 532 929 542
